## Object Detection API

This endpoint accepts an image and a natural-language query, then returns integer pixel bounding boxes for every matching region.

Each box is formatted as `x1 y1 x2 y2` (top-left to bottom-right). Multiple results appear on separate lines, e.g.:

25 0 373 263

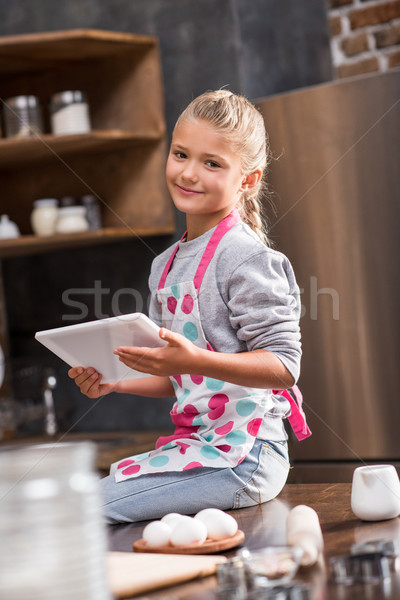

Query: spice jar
31 199 59 236
55 206 89 234
50 90 91 135
3 95 44 138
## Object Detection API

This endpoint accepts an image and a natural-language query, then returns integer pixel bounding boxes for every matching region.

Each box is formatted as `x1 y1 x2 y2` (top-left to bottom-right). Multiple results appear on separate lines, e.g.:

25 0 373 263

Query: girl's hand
68 367 116 398
114 328 200 377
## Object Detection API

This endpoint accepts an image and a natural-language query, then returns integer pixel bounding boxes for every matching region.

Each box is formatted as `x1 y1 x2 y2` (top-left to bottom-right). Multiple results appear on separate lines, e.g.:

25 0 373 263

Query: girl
69 90 310 524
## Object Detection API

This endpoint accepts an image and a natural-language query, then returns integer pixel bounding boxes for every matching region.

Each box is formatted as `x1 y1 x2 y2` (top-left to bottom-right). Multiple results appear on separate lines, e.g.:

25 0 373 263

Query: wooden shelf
0 226 175 258
0 28 175 246
0 430 169 474
0 29 156 74
0 130 162 169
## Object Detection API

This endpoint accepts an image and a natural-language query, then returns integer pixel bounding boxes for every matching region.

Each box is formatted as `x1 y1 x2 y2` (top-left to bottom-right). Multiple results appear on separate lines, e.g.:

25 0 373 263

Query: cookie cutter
217 559 247 600
247 581 312 599
350 538 399 558
329 551 391 585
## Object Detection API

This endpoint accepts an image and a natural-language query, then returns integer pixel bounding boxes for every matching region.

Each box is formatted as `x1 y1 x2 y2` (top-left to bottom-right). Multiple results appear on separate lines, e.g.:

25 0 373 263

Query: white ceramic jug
0 214 20 239
351 464 400 521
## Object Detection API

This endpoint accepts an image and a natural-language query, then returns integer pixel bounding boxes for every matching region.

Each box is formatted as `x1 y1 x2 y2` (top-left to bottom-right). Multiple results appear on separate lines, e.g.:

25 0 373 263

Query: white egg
142 520 172 547
160 512 189 529
170 517 207 547
195 508 238 540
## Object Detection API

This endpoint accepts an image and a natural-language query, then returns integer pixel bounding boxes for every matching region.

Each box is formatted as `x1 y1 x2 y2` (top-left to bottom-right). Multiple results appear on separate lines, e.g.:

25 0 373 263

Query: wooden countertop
0 430 168 474
107 483 400 599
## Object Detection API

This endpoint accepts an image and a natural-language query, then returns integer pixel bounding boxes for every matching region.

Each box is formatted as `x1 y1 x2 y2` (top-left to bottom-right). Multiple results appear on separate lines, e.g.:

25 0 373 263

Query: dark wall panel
0 0 332 131
236 0 333 98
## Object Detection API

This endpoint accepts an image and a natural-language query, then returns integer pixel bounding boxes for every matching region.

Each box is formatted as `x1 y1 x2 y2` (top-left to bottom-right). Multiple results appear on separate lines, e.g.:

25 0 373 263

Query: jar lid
33 198 58 207
5 95 41 109
58 206 86 215
81 195 98 204
51 90 87 106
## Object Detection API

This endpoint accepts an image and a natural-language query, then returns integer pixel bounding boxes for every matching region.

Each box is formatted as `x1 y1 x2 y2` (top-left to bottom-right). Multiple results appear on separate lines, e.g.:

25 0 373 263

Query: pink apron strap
273 385 312 441
158 231 187 290
193 209 241 294
158 209 241 293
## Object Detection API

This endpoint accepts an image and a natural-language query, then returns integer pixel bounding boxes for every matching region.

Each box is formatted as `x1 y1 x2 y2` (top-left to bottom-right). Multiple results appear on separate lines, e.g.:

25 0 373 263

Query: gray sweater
148 221 302 441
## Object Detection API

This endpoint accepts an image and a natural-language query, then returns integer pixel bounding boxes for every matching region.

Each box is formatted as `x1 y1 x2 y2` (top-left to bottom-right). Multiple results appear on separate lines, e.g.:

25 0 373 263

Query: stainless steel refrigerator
256 70 400 482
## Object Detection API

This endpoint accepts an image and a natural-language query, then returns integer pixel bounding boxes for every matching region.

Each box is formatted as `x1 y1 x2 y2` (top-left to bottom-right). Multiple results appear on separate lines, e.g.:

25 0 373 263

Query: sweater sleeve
147 260 163 327
225 249 302 383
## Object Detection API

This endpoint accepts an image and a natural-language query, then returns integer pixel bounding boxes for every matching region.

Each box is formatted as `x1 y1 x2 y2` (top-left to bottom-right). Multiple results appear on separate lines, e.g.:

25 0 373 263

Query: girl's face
166 119 246 226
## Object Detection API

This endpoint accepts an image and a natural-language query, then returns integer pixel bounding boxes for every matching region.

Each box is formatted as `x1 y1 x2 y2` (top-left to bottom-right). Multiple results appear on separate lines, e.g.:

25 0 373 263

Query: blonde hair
175 89 271 245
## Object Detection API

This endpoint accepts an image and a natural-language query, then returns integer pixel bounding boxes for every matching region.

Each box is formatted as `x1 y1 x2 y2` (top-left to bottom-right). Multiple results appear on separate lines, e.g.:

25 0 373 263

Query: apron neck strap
193 209 240 294
158 230 186 291
158 209 241 292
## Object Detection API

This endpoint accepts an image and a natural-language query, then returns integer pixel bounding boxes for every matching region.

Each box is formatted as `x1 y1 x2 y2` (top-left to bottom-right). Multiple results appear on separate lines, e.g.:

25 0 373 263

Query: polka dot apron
113 210 310 482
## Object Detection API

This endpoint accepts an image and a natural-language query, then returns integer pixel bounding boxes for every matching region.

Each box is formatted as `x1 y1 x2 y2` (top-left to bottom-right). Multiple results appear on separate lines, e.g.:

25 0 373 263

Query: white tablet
35 313 166 384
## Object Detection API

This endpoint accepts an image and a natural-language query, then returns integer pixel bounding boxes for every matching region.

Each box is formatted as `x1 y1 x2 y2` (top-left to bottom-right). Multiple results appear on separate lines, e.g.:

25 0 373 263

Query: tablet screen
35 313 165 383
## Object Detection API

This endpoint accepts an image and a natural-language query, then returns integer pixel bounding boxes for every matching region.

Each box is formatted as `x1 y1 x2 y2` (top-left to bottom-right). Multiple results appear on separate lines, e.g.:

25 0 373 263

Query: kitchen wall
0 0 333 434
328 0 400 78
258 69 400 482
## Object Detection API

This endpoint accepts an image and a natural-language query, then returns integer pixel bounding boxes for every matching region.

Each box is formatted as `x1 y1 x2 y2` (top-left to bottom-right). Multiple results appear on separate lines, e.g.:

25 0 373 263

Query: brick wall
328 0 400 78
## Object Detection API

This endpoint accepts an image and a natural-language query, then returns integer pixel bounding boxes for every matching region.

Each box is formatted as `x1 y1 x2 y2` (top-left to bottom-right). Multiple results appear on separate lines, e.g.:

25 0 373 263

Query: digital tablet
35 313 166 383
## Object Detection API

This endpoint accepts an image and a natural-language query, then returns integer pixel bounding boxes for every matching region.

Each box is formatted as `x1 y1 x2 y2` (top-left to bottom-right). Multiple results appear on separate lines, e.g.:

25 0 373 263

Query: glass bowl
239 546 304 588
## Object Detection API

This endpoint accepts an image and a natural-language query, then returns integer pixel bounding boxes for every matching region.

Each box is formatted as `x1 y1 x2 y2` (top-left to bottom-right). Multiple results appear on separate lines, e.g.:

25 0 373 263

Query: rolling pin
286 504 324 566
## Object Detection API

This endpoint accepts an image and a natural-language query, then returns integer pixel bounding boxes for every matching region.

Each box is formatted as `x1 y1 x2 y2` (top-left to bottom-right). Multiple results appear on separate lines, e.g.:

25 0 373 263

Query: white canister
31 199 59 236
50 90 91 136
56 206 89 234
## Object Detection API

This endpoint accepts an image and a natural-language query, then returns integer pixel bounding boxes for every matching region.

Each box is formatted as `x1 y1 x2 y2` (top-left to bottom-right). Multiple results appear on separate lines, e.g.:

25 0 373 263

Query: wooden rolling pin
286 504 324 566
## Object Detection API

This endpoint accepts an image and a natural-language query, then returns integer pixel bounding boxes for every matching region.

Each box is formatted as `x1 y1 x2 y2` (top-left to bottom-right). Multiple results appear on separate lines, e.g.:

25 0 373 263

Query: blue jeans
101 439 290 524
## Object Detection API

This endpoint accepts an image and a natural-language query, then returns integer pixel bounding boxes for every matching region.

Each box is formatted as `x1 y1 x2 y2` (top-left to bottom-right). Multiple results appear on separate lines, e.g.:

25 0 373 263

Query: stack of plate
0 442 111 600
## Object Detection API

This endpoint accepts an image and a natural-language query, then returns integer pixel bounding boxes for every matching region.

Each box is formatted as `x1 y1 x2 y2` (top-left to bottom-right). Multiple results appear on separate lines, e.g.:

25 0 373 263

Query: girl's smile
166 119 247 236
175 183 204 196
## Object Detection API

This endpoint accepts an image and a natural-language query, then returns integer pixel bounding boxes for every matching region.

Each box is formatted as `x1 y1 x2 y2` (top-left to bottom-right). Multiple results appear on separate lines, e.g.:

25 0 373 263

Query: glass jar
55 206 89 234
0 442 112 600
3 95 44 138
31 199 59 236
50 90 91 135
